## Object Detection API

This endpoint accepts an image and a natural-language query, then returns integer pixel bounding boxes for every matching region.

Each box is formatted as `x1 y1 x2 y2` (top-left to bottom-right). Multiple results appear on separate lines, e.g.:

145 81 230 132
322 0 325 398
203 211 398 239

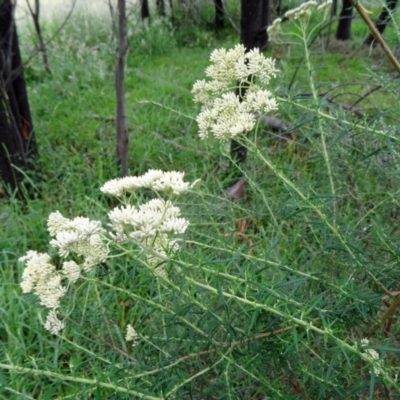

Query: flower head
20 251 66 309
269 0 332 40
62 260 81 283
267 18 283 43
101 170 196 197
360 338 382 376
192 45 278 141
285 0 318 21
126 324 138 345
48 213 108 270
44 310 65 335
109 199 188 242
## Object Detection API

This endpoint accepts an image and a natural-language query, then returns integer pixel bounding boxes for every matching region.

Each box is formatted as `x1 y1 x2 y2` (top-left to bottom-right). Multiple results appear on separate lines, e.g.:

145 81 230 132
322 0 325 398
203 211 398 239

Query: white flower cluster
20 251 67 309
360 338 381 376
192 44 278 141
107 198 188 267
48 211 108 271
100 169 197 197
267 0 332 41
19 251 67 334
284 0 318 20
126 324 139 346
20 169 195 335
20 212 109 334
108 199 188 242
267 18 283 43
101 170 194 269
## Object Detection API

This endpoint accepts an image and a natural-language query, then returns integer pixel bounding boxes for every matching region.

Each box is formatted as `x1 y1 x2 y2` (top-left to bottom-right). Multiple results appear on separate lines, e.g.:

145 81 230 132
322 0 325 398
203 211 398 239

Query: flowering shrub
16 13 400 395
267 0 332 42
192 44 278 141
19 170 197 334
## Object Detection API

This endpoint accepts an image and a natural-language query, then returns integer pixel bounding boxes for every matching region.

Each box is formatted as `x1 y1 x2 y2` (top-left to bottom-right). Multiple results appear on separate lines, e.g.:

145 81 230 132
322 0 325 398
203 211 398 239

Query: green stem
180 276 396 387
0 363 161 399
302 30 336 224
246 141 360 266
82 277 218 344
278 96 399 143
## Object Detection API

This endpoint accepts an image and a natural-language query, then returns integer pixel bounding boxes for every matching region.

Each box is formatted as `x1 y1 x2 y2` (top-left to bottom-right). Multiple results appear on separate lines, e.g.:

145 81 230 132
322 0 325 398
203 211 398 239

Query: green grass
1 4 400 398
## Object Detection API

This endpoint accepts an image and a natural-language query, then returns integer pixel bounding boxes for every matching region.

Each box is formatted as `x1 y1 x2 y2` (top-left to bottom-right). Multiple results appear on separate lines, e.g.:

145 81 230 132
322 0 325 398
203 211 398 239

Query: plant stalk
350 0 400 76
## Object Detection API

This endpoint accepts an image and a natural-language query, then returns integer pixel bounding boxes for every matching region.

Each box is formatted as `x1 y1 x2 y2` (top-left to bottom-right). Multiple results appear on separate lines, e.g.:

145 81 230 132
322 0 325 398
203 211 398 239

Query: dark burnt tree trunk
156 0 165 16
335 0 353 40
231 0 269 165
364 0 399 46
214 0 225 30
141 0 150 20
0 0 38 191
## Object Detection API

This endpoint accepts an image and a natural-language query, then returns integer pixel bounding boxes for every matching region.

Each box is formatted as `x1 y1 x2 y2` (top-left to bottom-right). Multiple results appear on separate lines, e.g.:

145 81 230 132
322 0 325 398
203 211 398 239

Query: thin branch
132 322 304 379
350 0 400 76
288 16 352 91
25 0 51 73
6 0 77 87
381 293 400 324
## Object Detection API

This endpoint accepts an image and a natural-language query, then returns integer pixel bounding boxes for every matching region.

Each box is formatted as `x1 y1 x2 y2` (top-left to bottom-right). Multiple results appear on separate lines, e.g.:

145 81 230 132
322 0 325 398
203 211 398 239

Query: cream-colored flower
192 79 213 103
244 88 278 115
44 310 65 334
360 338 382 376
108 198 188 269
107 204 136 242
19 251 67 309
126 324 138 344
62 260 81 283
100 176 142 196
317 0 333 12
267 18 283 43
150 171 191 195
38 275 67 309
47 211 70 236
197 92 256 141
49 213 108 269
246 49 278 84
206 44 247 87
20 251 55 294
285 1 318 21
102 170 194 197
160 217 189 234
192 45 278 141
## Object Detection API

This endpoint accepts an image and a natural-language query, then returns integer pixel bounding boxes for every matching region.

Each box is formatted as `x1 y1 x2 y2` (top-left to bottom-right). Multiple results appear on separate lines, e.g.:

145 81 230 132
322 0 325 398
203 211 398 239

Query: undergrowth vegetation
1 1 400 398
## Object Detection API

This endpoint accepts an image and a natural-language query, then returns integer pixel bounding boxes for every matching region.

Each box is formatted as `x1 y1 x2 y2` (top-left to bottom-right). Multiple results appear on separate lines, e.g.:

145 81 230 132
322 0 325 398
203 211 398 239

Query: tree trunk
240 0 269 51
335 0 353 40
0 0 38 191
116 0 129 177
156 0 165 16
141 0 150 20
231 0 269 165
214 0 225 30
364 0 399 46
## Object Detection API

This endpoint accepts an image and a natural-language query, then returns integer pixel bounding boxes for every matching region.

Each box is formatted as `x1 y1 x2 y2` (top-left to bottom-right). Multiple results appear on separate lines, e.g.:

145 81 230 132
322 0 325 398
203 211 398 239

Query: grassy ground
1 4 400 398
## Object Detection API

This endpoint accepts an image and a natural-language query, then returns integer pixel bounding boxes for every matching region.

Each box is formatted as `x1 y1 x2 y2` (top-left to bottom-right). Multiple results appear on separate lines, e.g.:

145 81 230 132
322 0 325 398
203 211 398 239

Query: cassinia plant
18 7 400 394
192 44 278 141
20 170 198 335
